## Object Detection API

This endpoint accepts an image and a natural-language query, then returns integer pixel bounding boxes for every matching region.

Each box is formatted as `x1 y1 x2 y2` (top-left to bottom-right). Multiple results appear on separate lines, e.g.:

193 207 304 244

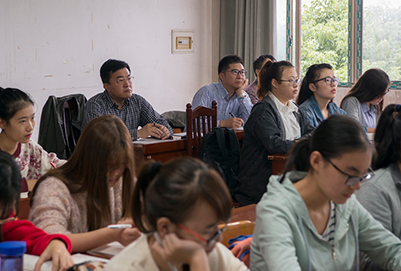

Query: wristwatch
238 93 247 99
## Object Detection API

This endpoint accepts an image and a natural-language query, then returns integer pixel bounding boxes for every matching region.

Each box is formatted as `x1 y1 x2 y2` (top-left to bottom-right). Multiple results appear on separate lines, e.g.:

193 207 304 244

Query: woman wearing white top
104 157 248 271
234 60 314 206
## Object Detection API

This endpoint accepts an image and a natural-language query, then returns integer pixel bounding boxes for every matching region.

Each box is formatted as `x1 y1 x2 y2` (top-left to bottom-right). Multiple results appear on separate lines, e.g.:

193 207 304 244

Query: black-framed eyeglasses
225 69 247 77
312 77 340 86
277 78 301 86
177 223 228 249
116 76 134 85
325 158 374 186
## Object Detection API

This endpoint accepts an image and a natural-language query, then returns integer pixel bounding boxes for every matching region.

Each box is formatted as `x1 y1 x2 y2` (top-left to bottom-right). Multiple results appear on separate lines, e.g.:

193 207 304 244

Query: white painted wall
0 0 215 141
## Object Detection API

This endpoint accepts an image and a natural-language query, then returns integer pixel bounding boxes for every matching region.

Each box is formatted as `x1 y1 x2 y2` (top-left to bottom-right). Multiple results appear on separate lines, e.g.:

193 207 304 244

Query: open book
23 253 109 271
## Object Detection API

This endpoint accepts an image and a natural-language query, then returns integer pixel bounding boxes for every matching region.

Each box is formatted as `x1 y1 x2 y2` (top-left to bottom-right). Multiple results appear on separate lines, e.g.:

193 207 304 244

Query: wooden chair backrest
186 100 217 157
221 220 255 247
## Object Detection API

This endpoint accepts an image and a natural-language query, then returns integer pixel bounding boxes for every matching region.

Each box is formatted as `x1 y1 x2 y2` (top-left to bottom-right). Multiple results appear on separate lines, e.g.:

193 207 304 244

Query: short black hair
253 55 276 75
100 59 131 84
218 55 244 74
0 87 34 124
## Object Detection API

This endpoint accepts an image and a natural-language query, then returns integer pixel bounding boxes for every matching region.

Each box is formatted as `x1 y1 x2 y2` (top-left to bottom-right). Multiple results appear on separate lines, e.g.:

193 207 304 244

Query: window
285 0 401 88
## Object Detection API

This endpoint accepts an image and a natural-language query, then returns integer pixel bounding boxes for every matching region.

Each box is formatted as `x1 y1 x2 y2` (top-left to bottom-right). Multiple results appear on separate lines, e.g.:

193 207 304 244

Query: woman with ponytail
251 114 401 271
234 60 314 206
104 157 248 271
297 63 347 128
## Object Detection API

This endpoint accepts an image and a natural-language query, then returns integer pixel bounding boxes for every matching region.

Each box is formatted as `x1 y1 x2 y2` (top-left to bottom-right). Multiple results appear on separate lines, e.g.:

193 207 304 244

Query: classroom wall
0 0 217 142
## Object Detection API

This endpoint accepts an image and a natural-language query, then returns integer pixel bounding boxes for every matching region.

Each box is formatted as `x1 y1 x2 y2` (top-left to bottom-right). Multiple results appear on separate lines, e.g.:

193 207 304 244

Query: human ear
309 82 317 93
309 151 325 172
219 72 225 82
0 118 7 129
272 78 279 89
103 83 111 92
156 217 176 238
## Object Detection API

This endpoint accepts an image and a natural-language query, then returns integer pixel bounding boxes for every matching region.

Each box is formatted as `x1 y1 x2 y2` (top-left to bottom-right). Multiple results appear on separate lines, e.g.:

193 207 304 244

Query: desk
231 204 256 223
268 154 289 175
134 129 244 174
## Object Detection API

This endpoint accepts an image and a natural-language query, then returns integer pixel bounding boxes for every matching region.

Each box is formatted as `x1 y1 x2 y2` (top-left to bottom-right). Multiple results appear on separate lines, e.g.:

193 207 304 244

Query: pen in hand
107 224 132 229
229 112 235 118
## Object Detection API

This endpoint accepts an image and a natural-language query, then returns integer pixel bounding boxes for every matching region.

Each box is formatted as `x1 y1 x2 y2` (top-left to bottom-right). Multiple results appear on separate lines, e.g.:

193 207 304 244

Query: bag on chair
198 127 240 194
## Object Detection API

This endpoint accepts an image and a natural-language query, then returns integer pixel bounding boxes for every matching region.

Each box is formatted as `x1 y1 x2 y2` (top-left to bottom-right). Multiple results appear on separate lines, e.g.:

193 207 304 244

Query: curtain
219 0 277 83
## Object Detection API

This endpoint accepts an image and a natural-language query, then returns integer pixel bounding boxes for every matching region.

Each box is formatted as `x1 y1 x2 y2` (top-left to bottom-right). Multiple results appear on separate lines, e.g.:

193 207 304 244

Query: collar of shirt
268 92 298 114
217 81 235 101
103 90 131 109
360 102 376 115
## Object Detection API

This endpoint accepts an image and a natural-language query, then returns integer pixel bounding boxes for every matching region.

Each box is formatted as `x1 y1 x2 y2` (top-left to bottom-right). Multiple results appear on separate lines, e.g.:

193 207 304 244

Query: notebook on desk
23 253 109 271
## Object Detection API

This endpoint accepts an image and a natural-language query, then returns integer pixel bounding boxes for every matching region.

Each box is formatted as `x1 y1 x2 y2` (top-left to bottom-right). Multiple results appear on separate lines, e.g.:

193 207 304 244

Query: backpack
198 127 241 194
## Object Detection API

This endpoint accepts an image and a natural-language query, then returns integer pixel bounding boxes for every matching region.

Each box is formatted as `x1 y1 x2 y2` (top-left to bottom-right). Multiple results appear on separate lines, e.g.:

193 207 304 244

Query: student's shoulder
208 242 248 271
104 234 154 271
35 176 70 195
196 82 220 94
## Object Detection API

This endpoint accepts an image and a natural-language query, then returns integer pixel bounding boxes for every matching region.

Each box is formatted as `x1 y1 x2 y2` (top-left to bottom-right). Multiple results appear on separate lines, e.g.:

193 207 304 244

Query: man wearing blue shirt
191 55 253 128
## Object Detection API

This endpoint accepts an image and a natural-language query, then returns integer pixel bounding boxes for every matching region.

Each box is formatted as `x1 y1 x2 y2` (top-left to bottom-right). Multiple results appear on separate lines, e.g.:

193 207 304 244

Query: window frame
286 0 400 89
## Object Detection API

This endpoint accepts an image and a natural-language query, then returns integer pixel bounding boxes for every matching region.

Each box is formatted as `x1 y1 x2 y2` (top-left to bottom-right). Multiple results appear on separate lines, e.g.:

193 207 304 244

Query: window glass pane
301 0 348 82
363 0 401 80
276 0 287 61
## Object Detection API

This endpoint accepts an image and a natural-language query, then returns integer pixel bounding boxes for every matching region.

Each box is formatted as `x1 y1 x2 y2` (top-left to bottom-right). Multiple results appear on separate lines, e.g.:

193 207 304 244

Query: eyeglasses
382 88 390 97
116 76 134 85
225 69 247 77
0 216 17 225
177 223 228 249
312 77 340 86
325 158 374 186
277 78 301 86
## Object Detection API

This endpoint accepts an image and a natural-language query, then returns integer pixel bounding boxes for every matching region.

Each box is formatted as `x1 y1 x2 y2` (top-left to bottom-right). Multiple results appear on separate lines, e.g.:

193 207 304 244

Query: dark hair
0 151 21 220
373 104 401 169
257 60 294 99
132 157 232 233
253 55 276 76
283 115 373 176
100 59 131 84
218 55 244 74
341 68 390 112
0 87 34 124
297 63 333 105
32 115 135 231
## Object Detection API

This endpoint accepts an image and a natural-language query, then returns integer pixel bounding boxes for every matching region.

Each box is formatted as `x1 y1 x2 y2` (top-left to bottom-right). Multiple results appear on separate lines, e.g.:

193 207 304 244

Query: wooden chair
231 204 257 223
186 101 217 157
221 220 255 247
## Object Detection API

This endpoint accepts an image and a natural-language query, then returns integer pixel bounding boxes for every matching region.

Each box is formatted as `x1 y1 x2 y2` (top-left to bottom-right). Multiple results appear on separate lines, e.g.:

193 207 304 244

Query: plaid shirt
82 90 173 140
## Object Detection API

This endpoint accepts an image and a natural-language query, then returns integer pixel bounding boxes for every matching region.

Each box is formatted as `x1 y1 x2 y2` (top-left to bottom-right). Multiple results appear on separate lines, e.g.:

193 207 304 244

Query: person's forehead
110 68 130 78
227 62 244 70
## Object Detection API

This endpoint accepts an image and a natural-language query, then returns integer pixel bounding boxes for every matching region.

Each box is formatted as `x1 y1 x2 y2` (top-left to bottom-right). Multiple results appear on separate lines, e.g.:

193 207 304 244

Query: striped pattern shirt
322 201 336 246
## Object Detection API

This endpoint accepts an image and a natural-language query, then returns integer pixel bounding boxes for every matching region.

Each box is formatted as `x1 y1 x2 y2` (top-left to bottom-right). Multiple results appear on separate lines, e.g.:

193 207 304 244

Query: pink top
29 176 123 235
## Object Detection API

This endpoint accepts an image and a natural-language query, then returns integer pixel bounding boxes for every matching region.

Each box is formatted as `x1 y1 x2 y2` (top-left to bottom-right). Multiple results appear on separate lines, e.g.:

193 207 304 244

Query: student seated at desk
340 68 390 133
29 115 140 253
251 115 401 271
82 59 173 140
356 104 401 270
297 63 347 128
0 87 65 193
0 151 73 271
104 157 248 271
234 60 314 206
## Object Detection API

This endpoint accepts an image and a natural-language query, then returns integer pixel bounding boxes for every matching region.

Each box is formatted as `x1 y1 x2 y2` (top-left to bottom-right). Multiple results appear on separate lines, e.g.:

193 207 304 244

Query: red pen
50 162 56 169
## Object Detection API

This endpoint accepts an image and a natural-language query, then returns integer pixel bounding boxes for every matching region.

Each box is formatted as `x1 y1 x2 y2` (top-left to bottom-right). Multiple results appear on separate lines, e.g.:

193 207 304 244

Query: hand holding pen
222 112 244 129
